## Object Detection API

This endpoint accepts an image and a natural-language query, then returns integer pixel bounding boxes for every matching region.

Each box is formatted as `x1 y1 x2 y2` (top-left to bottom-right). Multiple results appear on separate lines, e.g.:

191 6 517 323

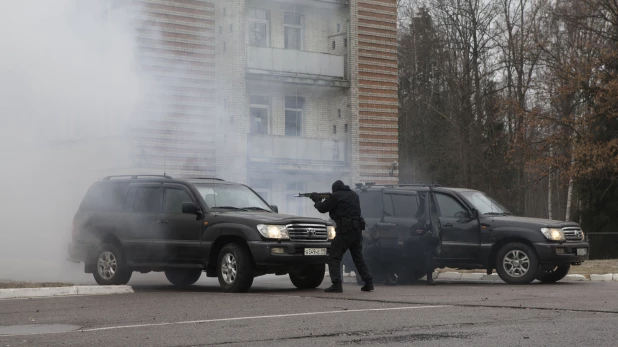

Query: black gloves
310 193 320 202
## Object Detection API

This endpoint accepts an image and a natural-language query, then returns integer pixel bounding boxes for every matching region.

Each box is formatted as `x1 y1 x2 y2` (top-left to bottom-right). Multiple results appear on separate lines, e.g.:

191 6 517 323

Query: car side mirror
270 205 279 213
182 202 201 216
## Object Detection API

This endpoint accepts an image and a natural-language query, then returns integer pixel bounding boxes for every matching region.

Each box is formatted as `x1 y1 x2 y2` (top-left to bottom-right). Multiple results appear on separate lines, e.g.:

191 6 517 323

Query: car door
122 183 163 263
152 183 204 263
381 190 421 242
434 192 480 260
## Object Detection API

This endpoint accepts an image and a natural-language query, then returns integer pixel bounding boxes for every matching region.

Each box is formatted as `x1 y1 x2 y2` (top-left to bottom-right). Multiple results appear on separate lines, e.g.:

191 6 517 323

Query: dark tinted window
391 194 419 218
133 187 162 213
79 182 129 212
164 189 193 214
359 191 383 219
435 193 467 217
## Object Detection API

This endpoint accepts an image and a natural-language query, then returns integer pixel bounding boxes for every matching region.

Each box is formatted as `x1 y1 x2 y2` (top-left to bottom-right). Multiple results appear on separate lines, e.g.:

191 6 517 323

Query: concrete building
100 0 399 217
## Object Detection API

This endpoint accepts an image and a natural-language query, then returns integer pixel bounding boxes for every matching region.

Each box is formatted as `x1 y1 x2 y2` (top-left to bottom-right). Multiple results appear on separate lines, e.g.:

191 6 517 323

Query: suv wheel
536 264 571 283
92 243 132 285
217 243 255 293
165 268 202 287
289 264 325 289
496 242 539 284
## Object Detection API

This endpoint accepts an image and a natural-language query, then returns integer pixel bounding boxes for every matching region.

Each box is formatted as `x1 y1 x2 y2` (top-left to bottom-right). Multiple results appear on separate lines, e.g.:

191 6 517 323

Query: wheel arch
488 237 538 271
207 235 254 276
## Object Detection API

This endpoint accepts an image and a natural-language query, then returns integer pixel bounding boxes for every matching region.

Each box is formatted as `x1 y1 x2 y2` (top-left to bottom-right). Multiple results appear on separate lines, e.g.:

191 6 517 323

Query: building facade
102 0 399 218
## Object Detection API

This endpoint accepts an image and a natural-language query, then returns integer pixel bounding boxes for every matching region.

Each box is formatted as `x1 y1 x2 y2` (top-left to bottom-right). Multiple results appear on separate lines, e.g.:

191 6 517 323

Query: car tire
217 243 255 293
92 243 132 286
536 264 571 283
496 242 539 284
164 268 202 287
289 264 326 289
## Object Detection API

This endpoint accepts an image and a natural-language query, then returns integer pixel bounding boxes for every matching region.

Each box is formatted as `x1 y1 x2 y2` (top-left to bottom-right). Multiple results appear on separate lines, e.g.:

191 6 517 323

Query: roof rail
103 175 172 180
181 176 225 181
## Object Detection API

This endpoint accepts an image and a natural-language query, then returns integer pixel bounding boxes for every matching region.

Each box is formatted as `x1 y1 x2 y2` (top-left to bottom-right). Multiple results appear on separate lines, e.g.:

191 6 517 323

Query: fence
587 233 618 259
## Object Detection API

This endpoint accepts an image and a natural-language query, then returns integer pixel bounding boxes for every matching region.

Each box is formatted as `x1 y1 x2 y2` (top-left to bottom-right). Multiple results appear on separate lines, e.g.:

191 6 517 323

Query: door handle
157 220 169 224
443 223 453 228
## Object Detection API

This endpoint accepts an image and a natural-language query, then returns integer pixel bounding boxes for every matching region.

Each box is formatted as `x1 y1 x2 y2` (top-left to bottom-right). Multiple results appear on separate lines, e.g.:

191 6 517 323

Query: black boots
361 279 374 292
324 282 343 293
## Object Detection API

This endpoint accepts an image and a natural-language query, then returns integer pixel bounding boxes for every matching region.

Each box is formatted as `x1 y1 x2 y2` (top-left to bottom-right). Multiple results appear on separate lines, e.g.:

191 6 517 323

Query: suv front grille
563 227 584 242
287 223 328 242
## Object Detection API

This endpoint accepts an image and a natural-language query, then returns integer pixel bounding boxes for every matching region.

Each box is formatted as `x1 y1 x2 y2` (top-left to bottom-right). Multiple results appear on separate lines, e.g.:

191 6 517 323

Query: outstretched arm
314 195 336 214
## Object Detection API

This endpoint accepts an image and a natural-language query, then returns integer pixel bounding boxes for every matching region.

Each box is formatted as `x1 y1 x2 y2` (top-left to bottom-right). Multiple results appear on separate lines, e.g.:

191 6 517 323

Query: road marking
80 305 449 333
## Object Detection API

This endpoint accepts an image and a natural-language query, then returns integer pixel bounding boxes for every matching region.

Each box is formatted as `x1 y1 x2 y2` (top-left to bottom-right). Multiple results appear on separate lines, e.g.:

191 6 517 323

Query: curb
331 271 618 283
0 285 134 300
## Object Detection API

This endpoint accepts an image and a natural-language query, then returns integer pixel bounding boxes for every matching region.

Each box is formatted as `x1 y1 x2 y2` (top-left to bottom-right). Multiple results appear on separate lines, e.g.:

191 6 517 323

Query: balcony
246 46 349 88
247 134 348 171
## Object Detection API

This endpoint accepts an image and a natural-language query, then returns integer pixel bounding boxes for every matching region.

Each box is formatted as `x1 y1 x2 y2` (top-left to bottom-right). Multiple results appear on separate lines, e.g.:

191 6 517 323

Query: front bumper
248 241 331 266
534 242 590 264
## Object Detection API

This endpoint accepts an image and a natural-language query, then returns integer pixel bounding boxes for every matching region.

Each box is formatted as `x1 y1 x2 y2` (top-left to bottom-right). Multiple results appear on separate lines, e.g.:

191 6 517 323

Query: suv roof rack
103 175 172 180
181 176 225 181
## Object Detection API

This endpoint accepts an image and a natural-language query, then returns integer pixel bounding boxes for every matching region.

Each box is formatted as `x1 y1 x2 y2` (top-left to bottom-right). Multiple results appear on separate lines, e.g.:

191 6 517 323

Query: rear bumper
534 242 590 264
67 242 94 263
248 241 331 267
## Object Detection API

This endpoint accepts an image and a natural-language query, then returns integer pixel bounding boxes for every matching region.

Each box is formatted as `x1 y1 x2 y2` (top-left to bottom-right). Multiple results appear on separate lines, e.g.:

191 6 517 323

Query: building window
332 40 336 50
247 8 269 47
337 23 341 32
344 124 348 132
333 125 337 134
284 13 303 50
249 95 270 135
338 109 341 118
285 96 304 136
344 38 347 47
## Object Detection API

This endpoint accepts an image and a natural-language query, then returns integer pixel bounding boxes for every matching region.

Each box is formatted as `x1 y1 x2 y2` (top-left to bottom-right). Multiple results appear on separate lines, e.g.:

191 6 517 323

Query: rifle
295 192 332 200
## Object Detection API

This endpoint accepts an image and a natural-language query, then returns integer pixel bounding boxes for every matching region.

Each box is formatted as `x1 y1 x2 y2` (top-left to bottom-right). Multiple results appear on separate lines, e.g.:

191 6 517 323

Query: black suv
68 175 335 292
343 183 590 285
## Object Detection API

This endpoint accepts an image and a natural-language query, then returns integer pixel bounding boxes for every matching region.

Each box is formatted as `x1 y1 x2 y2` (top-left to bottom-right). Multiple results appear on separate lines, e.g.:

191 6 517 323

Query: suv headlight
257 224 289 240
541 228 565 241
327 226 336 240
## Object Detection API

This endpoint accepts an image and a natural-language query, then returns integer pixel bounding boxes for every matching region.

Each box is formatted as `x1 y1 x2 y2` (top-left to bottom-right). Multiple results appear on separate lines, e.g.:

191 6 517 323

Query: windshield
194 184 273 212
460 191 511 215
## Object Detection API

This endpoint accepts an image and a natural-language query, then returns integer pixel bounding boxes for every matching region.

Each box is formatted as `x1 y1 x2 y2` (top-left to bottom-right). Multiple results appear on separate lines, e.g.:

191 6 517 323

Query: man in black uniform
311 180 374 293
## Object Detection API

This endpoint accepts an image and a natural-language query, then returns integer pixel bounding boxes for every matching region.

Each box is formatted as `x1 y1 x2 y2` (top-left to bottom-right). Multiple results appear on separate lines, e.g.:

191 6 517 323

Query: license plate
304 248 327 256
577 248 587 256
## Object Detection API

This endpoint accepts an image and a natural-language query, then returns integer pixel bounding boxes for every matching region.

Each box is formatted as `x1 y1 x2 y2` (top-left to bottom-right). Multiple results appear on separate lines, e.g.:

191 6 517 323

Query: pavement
2 273 618 346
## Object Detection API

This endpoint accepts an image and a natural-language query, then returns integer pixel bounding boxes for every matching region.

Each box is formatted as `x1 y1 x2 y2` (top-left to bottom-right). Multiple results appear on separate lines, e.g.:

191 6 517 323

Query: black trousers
328 229 373 283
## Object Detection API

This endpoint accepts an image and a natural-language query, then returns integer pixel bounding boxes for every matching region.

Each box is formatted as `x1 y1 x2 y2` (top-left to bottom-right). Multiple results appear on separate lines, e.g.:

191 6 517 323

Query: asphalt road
1 274 618 346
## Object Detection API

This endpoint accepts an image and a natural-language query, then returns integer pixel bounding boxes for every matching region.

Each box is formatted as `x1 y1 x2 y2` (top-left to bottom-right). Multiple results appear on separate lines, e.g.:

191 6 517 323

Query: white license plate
304 248 327 256
577 248 587 256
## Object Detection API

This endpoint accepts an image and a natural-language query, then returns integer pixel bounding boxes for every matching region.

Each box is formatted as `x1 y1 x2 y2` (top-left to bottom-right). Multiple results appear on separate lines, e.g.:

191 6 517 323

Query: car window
383 194 394 217
164 188 193 214
391 194 419 218
359 191 383 219
133 187 162 213
194 184 271 210
79 182 129 212
435 193 467 218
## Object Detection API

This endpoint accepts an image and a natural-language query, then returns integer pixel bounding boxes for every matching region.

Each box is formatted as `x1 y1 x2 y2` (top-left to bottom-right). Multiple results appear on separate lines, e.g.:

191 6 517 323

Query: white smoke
0 0 144 282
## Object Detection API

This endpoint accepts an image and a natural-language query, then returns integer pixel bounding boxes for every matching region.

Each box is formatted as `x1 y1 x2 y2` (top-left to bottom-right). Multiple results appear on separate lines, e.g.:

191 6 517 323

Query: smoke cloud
0 0 143 282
